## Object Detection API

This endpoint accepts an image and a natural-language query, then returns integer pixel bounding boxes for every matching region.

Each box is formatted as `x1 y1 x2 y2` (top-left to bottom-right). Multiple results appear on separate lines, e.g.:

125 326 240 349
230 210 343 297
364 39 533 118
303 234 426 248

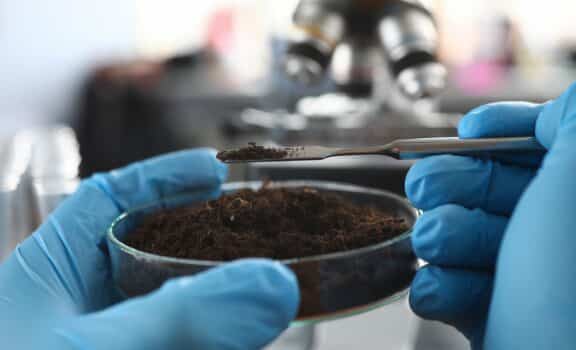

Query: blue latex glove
0 149 299 349
406 83 576 349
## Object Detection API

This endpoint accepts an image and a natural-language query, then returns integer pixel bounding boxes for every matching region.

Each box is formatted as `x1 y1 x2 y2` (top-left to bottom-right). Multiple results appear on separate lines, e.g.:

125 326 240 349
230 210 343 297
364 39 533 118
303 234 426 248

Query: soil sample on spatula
124 185 411 318
216 142 288 162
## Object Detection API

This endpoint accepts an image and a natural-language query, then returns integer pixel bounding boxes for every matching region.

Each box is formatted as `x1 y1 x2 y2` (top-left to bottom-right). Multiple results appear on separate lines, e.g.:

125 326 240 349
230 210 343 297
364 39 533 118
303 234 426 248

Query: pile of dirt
125 187 408 260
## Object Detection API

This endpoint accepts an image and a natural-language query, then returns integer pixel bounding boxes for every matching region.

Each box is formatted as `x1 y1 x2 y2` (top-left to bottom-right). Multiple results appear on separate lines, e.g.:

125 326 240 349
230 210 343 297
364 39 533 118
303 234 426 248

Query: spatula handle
387 137 544 160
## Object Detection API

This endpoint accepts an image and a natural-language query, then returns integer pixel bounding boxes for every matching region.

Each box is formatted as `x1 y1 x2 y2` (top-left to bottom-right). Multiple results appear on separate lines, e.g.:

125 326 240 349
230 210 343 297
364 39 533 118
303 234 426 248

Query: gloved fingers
88 148 227 212
410 266 492 340
459 102 546 167
412 204 508 269
406 155 536 215
52 260 299 350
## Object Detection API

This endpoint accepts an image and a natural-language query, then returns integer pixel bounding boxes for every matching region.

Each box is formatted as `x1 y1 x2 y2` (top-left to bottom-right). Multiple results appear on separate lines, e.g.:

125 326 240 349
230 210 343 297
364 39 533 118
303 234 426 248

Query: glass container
107 181 419 325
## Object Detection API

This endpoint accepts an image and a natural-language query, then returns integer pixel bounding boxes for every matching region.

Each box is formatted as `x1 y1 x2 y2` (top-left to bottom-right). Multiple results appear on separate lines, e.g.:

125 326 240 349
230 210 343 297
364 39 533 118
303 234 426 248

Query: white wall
136 0 220 58
435 0 576 64
0 0 139 135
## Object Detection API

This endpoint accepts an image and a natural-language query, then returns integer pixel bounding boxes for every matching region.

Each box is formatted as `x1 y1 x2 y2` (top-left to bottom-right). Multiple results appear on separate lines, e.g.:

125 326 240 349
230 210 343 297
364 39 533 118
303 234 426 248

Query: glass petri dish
107 181 419 325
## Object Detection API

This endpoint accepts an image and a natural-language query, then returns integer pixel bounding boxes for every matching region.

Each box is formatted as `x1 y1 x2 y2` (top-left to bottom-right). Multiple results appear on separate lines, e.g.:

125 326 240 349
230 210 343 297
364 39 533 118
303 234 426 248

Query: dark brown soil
125 187 409 261
216 142 288 162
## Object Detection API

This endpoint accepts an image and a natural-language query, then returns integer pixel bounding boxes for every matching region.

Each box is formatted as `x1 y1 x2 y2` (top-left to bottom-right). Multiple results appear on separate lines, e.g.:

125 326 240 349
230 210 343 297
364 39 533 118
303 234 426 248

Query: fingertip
410 267 493 341
458 103 512 138
226 259 298 287
162 259 300 328
223 259 300 322
405 155 469 209
411 266 493 323
405 157 435 208
411 206 457 263
171 148 229 185
458 108 485 138
536 95 570 150
204 148 229 184
412 211 437 261
236 259 299 293
459 102 541 138
409 267 442 319
146 148 228 183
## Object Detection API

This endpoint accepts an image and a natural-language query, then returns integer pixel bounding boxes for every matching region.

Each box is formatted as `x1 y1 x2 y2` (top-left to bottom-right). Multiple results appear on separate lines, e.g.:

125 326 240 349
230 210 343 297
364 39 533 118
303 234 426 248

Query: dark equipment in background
74 51 267 178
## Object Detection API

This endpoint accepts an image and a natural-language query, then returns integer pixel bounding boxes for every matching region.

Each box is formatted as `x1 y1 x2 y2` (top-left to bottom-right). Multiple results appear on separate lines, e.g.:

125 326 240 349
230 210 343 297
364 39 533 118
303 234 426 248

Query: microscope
224 0 451 146
248 0 456 196
285 0 446 103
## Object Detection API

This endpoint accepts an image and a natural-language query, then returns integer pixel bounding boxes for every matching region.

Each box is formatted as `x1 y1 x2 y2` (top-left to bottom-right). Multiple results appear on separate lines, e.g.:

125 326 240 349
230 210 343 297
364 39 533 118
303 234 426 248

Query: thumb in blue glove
0 149 299 349
54 260 298 350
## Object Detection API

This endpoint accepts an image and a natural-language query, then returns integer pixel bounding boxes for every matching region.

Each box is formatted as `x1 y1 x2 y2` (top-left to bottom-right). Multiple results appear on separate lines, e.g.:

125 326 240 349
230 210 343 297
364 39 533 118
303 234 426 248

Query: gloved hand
0 149 299 349
406 83 576 349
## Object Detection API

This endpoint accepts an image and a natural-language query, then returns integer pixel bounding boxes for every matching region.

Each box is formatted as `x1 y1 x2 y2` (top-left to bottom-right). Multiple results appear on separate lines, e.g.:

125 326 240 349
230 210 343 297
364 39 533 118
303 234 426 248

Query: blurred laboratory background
2 0 576 349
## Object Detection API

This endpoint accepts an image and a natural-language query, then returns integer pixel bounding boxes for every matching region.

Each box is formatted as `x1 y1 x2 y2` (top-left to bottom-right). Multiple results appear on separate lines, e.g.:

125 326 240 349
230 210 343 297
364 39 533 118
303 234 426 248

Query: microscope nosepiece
378 1 446 99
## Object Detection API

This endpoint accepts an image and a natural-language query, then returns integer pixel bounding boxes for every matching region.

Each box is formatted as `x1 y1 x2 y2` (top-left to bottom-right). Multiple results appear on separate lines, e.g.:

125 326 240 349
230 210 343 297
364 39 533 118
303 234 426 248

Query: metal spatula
218 137 544 163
